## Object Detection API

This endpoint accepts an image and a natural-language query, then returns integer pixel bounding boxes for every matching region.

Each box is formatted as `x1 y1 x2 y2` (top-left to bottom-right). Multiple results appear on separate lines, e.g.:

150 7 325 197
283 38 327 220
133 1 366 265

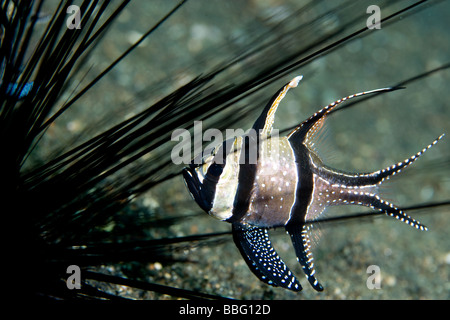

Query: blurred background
10 0 449 299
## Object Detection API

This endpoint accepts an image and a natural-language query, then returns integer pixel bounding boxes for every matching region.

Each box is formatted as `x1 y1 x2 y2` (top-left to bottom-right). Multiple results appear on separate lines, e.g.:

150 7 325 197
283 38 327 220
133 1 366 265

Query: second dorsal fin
287 87 399 148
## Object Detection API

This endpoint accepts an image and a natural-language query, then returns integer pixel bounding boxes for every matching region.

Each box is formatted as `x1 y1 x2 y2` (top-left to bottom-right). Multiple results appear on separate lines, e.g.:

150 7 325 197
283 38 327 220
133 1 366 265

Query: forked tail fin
315 134 445 188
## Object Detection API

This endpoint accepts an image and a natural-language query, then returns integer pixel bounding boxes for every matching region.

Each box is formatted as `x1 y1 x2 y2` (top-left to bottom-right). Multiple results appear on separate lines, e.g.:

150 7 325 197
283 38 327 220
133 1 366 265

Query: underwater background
13 0 449 299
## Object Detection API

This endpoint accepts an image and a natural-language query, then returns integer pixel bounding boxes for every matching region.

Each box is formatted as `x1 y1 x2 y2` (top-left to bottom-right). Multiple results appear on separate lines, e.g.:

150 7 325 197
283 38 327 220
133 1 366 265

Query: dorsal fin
252 76 303 135
287 87 398 147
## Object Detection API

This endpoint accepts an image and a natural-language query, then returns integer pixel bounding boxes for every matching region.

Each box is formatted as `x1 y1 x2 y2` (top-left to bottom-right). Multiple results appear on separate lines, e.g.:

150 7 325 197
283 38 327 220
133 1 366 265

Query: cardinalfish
182 76 444 292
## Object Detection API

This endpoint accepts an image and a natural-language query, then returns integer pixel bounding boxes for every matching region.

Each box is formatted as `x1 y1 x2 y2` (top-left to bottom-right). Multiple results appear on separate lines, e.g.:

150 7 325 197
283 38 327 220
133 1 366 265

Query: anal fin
286 223 324 292
232 223 302 292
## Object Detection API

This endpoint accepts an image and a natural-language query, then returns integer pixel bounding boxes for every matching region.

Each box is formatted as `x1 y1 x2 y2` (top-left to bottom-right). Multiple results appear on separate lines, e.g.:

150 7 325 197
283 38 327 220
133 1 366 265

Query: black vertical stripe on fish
199 140 233 211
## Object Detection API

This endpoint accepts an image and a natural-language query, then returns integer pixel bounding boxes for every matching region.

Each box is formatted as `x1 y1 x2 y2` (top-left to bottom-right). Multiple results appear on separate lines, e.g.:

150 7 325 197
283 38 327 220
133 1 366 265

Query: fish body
183 76 444 292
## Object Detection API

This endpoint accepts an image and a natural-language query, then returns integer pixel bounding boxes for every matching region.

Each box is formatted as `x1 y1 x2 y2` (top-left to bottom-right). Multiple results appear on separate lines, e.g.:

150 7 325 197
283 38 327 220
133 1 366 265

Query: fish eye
189 162 200 170
209 163 223 176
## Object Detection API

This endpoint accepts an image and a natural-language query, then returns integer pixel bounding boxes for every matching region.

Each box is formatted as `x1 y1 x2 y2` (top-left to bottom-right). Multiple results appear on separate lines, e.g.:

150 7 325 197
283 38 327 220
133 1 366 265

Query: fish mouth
182 166 212 212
